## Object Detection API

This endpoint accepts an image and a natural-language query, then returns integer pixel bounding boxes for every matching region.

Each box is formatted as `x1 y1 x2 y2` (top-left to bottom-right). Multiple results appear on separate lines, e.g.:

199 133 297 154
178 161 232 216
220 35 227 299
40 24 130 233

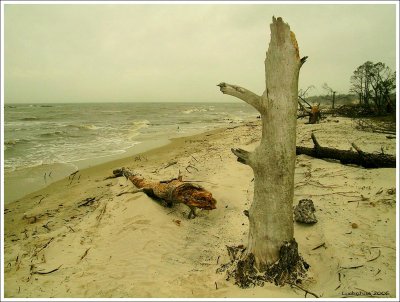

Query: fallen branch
296 133 396 168
114 168 216 219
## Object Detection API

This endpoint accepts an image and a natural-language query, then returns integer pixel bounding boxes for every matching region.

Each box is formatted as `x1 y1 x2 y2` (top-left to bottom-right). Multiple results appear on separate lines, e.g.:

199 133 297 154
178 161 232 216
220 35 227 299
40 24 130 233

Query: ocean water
4 102 258 203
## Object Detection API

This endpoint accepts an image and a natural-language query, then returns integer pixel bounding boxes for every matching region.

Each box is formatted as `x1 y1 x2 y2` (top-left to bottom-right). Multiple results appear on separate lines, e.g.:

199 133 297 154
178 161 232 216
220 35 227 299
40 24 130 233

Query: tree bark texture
296 133 396 168
218 17 303 267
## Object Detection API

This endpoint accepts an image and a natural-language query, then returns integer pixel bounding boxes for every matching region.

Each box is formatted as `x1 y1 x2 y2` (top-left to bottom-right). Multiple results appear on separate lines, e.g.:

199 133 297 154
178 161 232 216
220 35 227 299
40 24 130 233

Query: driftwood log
113 168 216 218
296 133 396 168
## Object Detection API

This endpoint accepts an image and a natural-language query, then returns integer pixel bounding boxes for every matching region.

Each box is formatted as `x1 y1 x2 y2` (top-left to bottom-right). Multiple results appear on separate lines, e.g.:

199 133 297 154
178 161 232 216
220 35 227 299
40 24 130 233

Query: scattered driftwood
114 168 216 219
296 133 396 168
294 199 317 224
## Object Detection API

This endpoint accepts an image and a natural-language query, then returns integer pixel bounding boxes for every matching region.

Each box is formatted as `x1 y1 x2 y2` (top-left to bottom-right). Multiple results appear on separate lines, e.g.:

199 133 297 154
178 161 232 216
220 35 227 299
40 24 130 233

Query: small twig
79 248 91 262
288 281 319 298
32 264 62 275
38 195 48 204
42 222 51 232
116 189 143 196
164 161 178 169
69 170 79 179
67 225 75 233
68 170 79 185
34 237 54 256
191 155 199 162
311 242 326 250
78 197 96 207
96 205 107 225
340 264 364 270
185 165 199 173
366 249 381 262
370 245 395 250
215 281 218 290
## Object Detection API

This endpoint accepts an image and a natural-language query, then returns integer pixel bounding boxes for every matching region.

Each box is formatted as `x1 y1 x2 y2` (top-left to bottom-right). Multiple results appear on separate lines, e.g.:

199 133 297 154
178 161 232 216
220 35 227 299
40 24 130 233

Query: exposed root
217 239 311 290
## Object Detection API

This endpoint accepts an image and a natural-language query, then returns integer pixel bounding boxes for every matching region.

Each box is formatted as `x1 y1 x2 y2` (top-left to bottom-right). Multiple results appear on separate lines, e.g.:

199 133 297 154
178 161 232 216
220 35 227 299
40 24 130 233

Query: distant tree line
299 61 396 116
349 61 396 114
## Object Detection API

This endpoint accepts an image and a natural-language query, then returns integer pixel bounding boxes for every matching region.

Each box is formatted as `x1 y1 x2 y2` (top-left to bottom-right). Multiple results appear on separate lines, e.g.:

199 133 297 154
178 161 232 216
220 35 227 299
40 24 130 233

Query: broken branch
217 82 263 113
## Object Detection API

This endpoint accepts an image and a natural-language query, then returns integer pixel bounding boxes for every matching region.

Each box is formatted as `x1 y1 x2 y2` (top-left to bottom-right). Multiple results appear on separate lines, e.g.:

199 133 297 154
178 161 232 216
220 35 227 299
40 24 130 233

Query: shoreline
4 122 234 206
3 122 238 205
3 116 397 298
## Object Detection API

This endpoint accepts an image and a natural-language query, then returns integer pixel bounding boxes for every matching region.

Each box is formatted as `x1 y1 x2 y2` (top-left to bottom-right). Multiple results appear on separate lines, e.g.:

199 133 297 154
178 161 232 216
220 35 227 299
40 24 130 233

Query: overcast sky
3 2 397 103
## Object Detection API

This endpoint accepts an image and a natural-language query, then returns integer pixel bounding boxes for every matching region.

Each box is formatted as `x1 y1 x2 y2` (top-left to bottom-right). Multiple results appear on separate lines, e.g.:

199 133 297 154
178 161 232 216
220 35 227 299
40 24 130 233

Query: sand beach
2 116 397 298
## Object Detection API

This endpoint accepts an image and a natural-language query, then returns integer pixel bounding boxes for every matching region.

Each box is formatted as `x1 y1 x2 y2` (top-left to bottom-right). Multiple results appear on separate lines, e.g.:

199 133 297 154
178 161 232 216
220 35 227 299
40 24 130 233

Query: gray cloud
4 3 396 103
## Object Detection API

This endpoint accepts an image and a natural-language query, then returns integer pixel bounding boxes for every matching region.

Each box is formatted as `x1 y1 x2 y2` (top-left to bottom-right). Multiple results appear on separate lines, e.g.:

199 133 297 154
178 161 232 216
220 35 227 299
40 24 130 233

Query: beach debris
164 161 178 169
42 221 51 232
311 242 326 250
23 212 40 224
351 222 358 229
78 248 91 262
288 281 319 298
387 188 395 195
366 249 381 262
96 204 107 225
68 170 80 185
77 197 96 207
114 168 217 219
31 264 62 275
172 219 181 226
294 199 317 224
32 237 54 258
296 133 396 168
37 195 48 204
185 164 199 173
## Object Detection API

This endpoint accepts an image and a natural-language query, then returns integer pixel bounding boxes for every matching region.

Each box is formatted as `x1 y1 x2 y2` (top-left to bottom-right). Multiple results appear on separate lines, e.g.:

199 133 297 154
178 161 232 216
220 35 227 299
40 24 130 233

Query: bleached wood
219 16 302 267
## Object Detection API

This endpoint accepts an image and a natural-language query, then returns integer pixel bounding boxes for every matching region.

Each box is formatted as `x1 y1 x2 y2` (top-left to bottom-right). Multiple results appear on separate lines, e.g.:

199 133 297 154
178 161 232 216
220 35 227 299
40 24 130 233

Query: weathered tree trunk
218 17 304 268
296 133 396 168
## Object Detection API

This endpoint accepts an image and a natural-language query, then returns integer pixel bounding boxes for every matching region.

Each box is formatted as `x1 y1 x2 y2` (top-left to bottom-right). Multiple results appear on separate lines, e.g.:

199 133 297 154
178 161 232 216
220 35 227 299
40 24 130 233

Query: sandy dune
3 116 397 298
